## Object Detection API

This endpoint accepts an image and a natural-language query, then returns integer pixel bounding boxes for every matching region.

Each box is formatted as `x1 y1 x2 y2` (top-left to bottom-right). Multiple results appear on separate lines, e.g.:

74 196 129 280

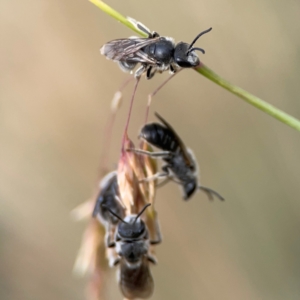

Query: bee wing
154 112 195 168
135 50 158 64
100 38 160 62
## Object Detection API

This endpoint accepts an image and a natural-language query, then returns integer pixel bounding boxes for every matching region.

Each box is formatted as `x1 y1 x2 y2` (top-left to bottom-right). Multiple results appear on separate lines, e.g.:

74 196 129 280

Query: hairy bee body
100 18 211 79
103 205 158 298
118 257 154 299
133 113 224 201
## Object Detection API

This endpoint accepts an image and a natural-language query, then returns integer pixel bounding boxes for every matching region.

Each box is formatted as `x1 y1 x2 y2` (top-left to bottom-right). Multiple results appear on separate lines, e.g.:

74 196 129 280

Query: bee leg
139 172 168 183
170 177 183 185
150 239 161 245
107 248 120 267
126 148 171 158
106 224 116 248
135 65 147 78
146 67 157 80
106 233 116 248
150 230 162 245
199 186 225 201
170 63 179 74
146 67 152 79
161 165 171 174
142 164 171 183
112 258 120 266
145 68 183 122
156 177 171 188
170 64 175 73
127 17 153 38
148 211 162 245
149 68 157 79
147 254 158 265
138 24 152 37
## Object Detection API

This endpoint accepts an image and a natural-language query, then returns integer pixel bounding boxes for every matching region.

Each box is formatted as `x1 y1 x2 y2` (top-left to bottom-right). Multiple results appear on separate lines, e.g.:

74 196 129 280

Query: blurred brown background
1 0 300 299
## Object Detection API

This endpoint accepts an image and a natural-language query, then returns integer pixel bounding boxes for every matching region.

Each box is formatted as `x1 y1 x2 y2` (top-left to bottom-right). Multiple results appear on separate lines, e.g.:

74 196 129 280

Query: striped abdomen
119 258 154 299
140 123 179 152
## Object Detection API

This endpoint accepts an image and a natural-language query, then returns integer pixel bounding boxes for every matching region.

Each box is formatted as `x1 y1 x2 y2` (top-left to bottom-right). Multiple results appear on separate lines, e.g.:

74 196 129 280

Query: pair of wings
100 37 161 65
92 172 119 218
154 112 195 169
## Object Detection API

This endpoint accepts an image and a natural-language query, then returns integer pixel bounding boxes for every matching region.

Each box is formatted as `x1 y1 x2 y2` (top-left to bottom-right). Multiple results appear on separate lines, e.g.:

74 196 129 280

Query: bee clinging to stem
103 203 160 299
92 171 125 247
101 18 212 79
128 113 225 201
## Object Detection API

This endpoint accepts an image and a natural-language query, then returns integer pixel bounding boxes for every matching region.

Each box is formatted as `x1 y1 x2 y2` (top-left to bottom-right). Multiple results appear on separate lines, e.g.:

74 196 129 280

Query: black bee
92 171 125 247
128 113 224 201
100 18 212 79
104 203 159 299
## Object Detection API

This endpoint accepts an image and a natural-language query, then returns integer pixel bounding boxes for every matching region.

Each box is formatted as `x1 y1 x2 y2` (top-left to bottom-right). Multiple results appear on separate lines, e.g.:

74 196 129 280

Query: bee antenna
199 186 225 201
102 204 128 223
134 203 151 223
187 47 206 55
188 27 212 52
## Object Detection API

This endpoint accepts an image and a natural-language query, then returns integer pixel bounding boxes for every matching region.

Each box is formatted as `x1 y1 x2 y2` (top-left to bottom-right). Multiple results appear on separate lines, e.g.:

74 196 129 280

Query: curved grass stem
89 0 147 37
196 64 300 131
89 0 300 132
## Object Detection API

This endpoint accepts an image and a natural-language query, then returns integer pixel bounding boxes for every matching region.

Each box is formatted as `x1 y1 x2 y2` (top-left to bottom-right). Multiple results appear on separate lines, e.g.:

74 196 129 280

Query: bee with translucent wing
128 113 225 201
100 17 212 79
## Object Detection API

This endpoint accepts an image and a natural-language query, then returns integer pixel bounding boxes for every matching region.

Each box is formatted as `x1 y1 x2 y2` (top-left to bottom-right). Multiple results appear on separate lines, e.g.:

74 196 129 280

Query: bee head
182 179 198 200
118 217 146 239
103 203 151 239
174 28 212 68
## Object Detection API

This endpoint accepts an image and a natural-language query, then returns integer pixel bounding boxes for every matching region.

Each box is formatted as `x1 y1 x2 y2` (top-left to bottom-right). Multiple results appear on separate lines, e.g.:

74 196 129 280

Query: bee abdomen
141 123 179 152
119 260 154 299
119 60 137 72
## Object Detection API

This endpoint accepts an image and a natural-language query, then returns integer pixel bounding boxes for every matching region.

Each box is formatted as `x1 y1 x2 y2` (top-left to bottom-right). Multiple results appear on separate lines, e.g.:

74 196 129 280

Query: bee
100 18 212 79
128 113 224 201
103 203 159 299
92 171 125 247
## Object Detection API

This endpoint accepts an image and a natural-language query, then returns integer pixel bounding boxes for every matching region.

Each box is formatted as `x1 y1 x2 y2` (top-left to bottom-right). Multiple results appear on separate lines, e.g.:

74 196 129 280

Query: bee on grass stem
101 18 212 79
128 113 225 201
104 203 160 299
92 171 125 247
101 18 213 123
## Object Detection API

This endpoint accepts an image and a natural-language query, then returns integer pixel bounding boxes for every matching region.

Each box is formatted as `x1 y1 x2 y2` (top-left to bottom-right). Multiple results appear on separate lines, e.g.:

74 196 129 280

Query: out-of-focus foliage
1 0 300 299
